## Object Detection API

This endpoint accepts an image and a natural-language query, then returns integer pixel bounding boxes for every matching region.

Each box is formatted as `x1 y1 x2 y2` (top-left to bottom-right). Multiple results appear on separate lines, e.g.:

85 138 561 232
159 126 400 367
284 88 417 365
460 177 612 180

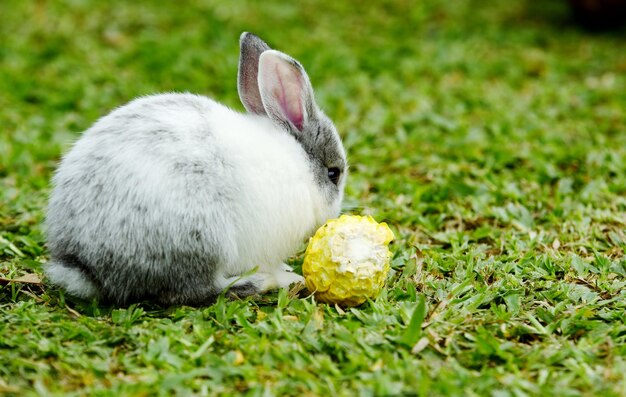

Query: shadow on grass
522 0 626 33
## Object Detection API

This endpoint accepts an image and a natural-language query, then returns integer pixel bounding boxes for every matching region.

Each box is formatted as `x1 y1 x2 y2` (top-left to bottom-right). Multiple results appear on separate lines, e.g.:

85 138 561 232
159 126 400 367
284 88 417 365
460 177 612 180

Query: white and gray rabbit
45 33 347 306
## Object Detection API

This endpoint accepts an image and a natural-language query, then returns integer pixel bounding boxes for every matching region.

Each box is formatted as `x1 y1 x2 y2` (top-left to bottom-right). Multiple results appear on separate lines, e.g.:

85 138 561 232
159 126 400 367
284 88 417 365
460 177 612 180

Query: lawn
1 0 626 396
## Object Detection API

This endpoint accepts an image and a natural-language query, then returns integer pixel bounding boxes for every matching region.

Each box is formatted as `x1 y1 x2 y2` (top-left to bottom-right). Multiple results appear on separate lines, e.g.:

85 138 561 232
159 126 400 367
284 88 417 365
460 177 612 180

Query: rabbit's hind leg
45 258 101 300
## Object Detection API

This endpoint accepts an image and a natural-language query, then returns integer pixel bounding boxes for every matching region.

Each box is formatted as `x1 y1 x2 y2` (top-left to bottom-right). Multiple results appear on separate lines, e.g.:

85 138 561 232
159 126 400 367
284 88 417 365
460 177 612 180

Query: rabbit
45 32 347 306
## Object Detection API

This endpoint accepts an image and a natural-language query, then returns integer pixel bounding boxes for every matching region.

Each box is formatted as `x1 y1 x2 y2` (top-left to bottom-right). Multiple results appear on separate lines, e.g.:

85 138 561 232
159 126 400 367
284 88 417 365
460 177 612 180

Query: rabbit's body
45 34 347 305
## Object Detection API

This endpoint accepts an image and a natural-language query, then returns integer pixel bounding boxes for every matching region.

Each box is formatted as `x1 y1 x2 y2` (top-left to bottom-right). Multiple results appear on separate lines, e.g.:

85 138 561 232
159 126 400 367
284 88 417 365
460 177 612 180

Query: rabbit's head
237 32 347 217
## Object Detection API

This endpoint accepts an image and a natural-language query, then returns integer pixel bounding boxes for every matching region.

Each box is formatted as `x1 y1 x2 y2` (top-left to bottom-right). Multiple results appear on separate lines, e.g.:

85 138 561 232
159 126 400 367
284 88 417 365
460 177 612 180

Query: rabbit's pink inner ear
271 73 304 131
261 54 306 131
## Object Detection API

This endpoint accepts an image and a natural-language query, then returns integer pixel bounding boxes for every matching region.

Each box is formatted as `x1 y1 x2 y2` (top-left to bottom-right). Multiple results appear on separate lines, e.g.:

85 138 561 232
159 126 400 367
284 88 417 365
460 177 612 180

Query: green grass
1 0 626 395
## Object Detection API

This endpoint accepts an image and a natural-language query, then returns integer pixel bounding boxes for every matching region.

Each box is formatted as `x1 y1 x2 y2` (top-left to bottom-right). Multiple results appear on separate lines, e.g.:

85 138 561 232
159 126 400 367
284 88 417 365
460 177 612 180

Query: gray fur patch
48 236 224 306
226 281 260 299
54 251 104 292
293 110 347 198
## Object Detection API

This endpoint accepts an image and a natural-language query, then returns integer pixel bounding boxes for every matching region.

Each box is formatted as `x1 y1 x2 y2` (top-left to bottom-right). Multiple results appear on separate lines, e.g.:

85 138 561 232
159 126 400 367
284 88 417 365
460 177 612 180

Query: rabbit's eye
327 167 341 185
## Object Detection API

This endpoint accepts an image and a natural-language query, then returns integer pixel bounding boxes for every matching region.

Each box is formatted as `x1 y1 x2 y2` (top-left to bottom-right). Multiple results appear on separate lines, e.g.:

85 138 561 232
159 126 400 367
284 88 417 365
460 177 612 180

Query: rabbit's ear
238 32 271 115
258 50 315 132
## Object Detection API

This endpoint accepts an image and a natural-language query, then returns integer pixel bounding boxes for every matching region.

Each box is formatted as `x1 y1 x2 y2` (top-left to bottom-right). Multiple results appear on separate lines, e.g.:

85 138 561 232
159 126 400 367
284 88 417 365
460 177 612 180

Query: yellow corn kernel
303 215 394 307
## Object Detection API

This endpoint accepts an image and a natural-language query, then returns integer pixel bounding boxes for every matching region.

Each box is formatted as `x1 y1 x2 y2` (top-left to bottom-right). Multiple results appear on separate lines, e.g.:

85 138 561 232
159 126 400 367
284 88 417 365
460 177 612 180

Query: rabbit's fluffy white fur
45 33 347 306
